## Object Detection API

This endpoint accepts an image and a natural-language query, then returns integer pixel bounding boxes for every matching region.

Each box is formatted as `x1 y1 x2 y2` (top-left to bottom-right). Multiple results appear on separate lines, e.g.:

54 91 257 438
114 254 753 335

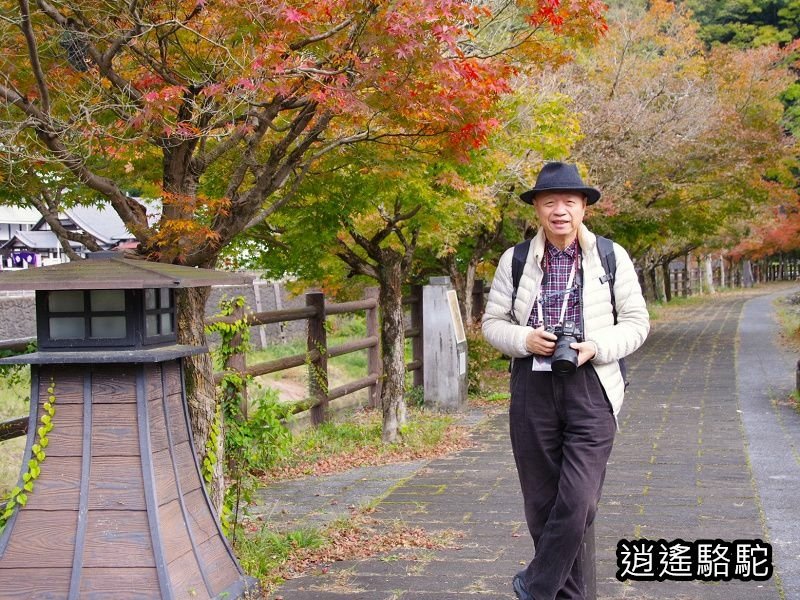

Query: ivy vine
202 402 223 487
204 296 293 546
0 377 55 532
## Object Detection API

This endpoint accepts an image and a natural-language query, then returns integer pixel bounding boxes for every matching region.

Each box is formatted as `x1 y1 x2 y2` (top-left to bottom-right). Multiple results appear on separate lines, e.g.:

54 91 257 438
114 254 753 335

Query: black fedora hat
519 162 601 205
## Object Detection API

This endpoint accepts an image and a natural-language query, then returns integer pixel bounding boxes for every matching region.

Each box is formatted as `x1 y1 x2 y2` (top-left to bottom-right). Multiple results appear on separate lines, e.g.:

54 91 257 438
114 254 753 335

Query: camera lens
551 334 578 376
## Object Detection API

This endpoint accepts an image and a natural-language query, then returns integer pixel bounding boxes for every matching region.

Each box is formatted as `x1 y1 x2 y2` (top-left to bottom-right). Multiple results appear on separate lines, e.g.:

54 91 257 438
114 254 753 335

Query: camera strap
535 258 578 328
557 261 577 325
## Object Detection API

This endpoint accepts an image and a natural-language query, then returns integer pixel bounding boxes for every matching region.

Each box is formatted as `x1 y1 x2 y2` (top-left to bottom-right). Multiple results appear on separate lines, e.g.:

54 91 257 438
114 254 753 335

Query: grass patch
774 291 800 353
242 314 372 408
0 366 30 497
236 513 459 595
647 293 708 321
236 526 326 585
261 406 469 481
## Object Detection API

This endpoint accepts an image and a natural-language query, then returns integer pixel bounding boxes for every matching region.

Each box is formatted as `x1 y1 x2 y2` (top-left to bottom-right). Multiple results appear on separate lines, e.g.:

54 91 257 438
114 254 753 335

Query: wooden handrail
206 305 318 327
326 298 378 315
328 336 378 358
0 338 35 354
0 416 28 443
328 374 380 402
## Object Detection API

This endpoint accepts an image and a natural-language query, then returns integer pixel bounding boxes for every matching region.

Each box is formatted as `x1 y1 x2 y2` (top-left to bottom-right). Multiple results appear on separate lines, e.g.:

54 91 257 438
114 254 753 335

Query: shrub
466 324 498 395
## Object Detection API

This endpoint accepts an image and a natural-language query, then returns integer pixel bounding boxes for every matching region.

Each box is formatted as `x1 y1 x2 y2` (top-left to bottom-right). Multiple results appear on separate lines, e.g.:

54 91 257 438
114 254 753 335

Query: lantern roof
0 252 252 291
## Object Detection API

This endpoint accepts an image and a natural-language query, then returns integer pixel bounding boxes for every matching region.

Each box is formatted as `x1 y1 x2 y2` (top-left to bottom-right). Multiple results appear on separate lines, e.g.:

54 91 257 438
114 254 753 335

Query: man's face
533 191 587 247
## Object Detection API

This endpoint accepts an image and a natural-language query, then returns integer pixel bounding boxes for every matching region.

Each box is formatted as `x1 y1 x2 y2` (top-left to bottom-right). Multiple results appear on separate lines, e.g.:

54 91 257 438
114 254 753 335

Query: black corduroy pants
509 358 616 600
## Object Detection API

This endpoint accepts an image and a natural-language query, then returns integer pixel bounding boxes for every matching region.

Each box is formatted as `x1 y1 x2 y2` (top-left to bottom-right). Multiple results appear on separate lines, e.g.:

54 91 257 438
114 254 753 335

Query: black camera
546 320 582 376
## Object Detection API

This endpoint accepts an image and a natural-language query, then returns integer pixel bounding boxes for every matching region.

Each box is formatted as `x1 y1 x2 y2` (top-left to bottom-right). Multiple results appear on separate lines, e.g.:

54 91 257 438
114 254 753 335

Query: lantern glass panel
90 289 125 312
160 312 173 335
49 290 84 312
50 317 85 339
145 288 157 310
90 316 127 339
146 314 158 337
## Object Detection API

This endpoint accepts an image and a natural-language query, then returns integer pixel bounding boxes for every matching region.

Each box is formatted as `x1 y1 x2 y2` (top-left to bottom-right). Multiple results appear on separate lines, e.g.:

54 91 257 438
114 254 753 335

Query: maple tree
0 0 607 495
534 0 798 300
413 85 584 324
239 147 507 441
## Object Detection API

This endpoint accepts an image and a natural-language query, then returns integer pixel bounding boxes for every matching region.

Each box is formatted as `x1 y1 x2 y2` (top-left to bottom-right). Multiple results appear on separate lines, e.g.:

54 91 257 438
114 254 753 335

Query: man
482 162 649 600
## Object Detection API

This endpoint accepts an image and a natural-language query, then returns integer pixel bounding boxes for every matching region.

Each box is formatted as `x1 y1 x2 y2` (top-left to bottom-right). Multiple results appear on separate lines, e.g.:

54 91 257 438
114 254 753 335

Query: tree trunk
378 258 407 443
446 259 468 326
643 262 657 303
654 263 666 303
176 286 224 511
662 262 672 302
719 255 726 288
684 253 691 296
446 258 479 326
703 255 715 294
463 259 479 326
742 259 754 287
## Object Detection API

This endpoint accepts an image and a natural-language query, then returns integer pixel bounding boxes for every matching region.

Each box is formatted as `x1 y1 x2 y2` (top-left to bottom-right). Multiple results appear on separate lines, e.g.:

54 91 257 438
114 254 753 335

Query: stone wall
206 279 307 350
0 292 36 341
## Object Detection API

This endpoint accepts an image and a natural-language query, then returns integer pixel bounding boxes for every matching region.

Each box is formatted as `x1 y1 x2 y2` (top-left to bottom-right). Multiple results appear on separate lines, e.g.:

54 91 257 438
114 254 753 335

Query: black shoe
512 571 532 600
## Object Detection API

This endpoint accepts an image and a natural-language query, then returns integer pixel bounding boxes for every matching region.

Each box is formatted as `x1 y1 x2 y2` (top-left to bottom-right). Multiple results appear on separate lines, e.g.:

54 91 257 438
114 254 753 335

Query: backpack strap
596 235 629 387
596 235 618 324
508 239 531 325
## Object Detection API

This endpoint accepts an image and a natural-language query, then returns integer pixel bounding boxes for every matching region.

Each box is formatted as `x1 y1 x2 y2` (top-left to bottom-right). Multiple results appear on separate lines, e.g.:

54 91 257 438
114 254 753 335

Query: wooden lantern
0 253 257 599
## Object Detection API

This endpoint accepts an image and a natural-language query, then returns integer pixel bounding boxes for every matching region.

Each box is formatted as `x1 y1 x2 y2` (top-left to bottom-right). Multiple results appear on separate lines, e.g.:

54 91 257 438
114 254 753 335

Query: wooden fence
661 255 800 300
0 286 425 442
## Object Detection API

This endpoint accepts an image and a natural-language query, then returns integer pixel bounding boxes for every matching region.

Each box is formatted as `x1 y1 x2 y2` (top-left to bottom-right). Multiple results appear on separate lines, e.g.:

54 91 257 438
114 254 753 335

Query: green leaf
40 437 49 448
22 472 31 482
23 482 33 492
41 414 51 426
31 444 41 454
16 493 27 507
36 450 45 462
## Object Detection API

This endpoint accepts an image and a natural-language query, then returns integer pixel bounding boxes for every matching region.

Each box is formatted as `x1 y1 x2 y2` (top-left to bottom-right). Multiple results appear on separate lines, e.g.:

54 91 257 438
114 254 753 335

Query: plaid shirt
527 238 582 329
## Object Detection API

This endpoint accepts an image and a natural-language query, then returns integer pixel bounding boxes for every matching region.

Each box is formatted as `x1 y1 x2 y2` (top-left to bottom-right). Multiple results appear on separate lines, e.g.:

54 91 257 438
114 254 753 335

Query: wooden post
225 302 248 419
410 284 424 389
306 292 328 425
365 287 382 409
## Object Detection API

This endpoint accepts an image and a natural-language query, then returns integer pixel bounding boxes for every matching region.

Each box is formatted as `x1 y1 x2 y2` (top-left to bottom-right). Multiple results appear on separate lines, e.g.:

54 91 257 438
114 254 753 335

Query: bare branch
335 236 379 280
0 82 149 237
289 17 355 51
19 0 51 113
28 191 103 259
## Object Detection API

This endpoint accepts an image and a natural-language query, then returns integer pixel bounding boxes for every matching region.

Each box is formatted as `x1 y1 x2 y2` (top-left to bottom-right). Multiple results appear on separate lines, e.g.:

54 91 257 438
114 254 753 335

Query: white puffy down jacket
482 225 650 416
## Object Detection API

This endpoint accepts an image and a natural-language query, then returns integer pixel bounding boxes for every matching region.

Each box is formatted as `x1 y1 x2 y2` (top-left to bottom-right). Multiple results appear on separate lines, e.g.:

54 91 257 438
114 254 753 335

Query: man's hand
570 341 598 367
526 326 557 356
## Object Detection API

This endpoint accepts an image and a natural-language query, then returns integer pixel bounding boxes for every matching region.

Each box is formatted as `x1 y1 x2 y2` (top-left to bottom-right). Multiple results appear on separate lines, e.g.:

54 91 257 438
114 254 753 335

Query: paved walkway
266 284 800 600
